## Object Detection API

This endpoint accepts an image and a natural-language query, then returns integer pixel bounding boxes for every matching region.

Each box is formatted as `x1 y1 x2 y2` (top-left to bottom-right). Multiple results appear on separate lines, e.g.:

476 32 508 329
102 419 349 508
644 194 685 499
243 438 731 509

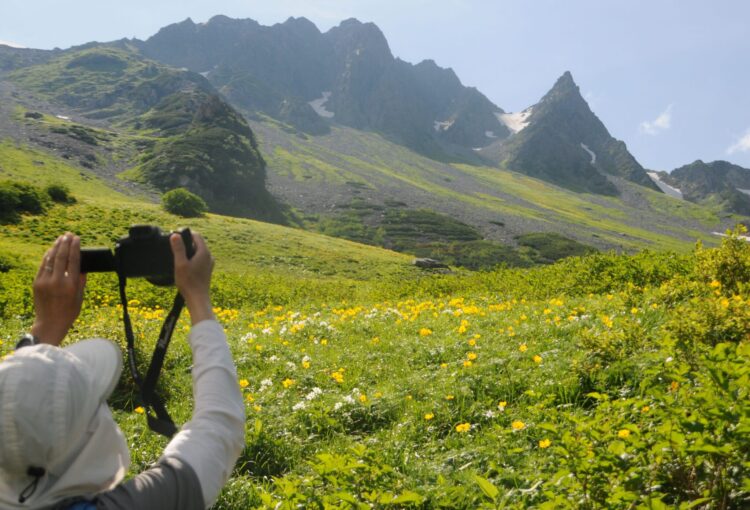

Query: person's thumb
170 233 187 265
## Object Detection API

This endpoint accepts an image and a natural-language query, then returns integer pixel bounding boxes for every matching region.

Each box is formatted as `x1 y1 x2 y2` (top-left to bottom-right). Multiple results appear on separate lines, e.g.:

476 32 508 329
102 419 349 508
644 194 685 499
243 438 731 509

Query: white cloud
639 104 673 135
727 129 750 155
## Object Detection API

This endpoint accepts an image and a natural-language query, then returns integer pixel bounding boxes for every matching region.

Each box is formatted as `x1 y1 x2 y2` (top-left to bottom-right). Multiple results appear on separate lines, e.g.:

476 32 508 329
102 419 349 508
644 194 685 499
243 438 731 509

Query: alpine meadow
1 6 749 510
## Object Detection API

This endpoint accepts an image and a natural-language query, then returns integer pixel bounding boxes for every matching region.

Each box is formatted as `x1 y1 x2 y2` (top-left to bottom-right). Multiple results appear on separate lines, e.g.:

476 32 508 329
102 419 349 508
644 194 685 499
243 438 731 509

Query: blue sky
1 0 748 171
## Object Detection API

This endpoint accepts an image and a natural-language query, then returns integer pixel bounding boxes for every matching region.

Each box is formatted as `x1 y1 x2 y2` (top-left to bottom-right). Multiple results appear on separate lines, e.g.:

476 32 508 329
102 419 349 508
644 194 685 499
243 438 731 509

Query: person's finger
170 233 188 265
36 248 53 279
191 232 207 258
67 234 81 279
41 236 63 277
53 234 72 275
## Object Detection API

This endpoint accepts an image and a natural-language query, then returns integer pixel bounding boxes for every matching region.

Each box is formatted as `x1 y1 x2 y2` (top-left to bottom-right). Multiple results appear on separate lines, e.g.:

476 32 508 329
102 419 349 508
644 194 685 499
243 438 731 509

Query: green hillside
253 118 733 254
1 142 749 509
8 47 277 220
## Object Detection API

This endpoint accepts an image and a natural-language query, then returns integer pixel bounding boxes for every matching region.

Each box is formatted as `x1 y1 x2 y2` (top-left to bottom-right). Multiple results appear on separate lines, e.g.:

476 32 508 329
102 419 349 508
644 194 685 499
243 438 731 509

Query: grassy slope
1 142 749 509
255 119 730 252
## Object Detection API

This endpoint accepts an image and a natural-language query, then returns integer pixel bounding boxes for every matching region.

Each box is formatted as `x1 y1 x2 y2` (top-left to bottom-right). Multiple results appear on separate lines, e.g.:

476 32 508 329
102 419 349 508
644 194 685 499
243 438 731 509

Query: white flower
305 387 323 400
262 328 273 335
286 361 297 370
665 356 673 363
269 355 279 363
484 410 496 419
260 378 273 390
333 402 343 411
241 332 257 341
292 401 306 411
343 395 355 404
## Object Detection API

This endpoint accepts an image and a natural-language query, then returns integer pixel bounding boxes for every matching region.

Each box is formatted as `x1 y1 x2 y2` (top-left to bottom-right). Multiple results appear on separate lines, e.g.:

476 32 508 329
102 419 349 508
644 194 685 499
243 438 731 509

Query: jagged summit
482 71 658 195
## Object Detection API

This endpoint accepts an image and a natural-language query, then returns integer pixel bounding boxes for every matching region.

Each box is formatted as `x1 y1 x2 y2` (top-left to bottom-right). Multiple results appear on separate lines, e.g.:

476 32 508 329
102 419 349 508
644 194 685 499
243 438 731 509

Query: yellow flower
253 405 262 412
440 362 448 369
445 395 455 401
497 401 507 410
533 355 542 364
669 381 679 392
302 360 311 369
246 394 255 403
359 394 368 403
468 338 477 346
255 344 263 351
511 420 525 431
419 328 433 337
424 413 434 420
463 360 473 368
374 391 383 399
710 280 721 288
134 406 145 414
239 379 250 388
631 307 639 314
320 339 328 345
641 405 650 413
538 438 551 448
331 372 344 383
282 378 295 389
455 422 471 433
519 343 528 353
467 352 477 361
617 429 631 439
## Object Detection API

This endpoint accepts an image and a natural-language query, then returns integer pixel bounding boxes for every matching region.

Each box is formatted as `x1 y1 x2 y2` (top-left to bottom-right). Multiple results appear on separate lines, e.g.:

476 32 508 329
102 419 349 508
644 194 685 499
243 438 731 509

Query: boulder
413 258 449 269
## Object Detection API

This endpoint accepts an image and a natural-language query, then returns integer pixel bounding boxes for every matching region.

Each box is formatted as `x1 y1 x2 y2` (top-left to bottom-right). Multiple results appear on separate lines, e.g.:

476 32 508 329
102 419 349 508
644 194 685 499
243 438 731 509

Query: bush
162 188 208 217
45 183 76 204
0 180 49 223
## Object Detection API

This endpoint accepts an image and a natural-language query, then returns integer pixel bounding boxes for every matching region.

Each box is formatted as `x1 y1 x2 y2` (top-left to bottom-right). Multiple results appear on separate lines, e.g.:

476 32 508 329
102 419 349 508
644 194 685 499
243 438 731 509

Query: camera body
80 225 194 286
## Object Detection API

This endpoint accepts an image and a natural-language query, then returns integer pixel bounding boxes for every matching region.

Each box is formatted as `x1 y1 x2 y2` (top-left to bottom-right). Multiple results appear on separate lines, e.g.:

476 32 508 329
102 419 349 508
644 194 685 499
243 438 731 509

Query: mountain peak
544 71 580 101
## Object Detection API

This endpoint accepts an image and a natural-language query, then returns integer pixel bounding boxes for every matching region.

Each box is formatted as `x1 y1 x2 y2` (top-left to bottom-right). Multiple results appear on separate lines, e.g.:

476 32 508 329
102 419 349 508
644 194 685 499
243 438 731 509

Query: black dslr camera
80 225 196 438
80 225 194 285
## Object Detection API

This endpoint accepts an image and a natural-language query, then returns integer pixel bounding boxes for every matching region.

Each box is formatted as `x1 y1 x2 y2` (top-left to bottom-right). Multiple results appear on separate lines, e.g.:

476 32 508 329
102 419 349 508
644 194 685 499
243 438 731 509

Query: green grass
0 139 138 205
2 202 749 508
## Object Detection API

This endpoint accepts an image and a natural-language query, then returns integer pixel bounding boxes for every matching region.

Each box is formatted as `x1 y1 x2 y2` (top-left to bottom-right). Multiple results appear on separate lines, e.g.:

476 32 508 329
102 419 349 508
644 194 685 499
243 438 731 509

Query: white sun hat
0 340 130 508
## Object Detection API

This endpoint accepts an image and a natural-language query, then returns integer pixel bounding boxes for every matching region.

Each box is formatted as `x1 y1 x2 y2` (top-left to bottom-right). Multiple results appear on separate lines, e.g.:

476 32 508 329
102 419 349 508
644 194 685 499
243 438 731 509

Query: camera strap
118 273 181 438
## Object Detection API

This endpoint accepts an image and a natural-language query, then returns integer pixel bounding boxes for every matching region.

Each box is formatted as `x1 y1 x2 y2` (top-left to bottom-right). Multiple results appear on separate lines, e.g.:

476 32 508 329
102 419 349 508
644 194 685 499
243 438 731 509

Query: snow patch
737 188 750 196
55 115 70 121
309 91 335 118
433 120 454 132
0 39 26 49
485 130 497 138
497 107 533 134
647 172 684 200
580 143 597 165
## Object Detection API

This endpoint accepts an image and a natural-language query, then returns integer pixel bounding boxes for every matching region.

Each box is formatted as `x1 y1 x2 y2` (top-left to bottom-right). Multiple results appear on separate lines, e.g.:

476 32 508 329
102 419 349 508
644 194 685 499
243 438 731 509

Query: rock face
135 16 508 158
664 160 750 214
482 72 659 195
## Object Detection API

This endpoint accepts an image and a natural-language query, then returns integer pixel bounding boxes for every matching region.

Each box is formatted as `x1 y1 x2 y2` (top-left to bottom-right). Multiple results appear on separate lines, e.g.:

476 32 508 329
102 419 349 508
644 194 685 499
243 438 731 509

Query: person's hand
170 231 215 325
31 233 86 346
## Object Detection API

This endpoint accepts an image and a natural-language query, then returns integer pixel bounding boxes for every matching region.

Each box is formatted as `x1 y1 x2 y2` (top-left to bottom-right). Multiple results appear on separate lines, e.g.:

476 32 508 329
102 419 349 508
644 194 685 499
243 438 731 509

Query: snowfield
309 92 335 118
433 120 454 132
580 143 597 165
647 172 684 200
497 108 533 134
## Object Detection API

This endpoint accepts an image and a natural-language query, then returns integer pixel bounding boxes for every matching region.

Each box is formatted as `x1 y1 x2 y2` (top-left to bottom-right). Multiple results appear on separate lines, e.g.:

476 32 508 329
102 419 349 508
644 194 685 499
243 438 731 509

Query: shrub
162 187 208 217
0 180 49 223
45 183 76 204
